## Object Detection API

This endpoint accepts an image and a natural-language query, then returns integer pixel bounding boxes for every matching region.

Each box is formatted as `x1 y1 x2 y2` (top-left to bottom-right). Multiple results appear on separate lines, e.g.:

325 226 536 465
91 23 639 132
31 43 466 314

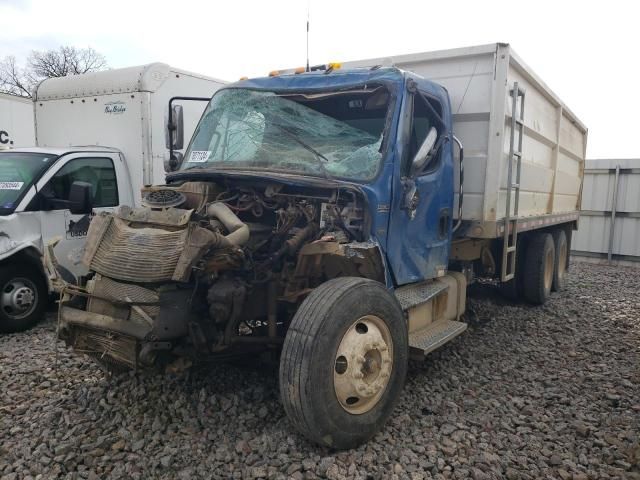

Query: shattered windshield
182 86 392 181
0 152 56 215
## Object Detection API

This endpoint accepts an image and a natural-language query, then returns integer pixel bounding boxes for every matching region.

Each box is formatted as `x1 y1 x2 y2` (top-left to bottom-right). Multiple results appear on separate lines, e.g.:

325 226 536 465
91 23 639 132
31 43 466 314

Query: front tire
0 264 47 333
279 277 408 449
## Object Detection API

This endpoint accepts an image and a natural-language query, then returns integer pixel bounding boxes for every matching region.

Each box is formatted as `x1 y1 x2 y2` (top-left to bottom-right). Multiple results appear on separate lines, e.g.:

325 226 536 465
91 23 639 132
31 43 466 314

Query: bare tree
0 46 107 98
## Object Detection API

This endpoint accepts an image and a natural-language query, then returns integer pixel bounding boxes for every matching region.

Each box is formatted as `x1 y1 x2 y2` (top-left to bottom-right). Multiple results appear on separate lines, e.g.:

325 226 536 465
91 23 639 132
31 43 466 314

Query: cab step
408 320 467 357
394 280 448 311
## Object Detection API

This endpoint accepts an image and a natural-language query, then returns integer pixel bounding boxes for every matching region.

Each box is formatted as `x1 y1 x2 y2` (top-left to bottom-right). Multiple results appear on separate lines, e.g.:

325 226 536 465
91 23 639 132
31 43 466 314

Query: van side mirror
410 127 438 176
166 104 184 150
68 181 93 214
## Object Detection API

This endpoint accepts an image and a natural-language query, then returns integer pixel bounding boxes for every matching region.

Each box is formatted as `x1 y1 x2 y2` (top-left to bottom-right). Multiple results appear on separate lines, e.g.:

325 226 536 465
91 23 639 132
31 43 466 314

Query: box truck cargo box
34 62 226 191
0 92 35 148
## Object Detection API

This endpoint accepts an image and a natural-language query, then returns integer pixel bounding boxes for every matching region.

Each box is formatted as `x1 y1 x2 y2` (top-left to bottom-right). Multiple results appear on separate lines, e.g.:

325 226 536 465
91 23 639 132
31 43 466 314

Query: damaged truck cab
57 67 463 448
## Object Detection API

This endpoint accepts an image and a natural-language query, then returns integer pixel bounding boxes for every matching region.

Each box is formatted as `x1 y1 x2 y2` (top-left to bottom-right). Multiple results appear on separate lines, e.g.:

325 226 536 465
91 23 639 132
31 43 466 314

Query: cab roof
230 67 409 92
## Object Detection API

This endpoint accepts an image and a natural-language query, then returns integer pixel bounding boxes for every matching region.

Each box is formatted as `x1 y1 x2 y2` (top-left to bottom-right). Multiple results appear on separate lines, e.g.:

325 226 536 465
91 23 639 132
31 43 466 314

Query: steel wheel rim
544 249 554 291
1 277 38 320
333 315 393 415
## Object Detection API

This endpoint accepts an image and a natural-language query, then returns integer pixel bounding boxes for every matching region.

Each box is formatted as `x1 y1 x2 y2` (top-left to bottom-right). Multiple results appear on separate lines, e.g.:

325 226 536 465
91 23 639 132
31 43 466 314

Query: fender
0 239 51 292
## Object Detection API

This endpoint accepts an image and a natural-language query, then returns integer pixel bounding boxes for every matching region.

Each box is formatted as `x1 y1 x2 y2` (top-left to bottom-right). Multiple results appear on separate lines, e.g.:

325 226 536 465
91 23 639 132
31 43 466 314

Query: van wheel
279 277 407 449
0 265 47 333
522 233 555 305
551 229 569 292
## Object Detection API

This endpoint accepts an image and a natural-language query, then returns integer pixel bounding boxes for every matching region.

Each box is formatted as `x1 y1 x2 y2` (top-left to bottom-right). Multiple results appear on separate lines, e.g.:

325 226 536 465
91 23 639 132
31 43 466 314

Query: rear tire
0 264 47 333
522 233 555 305
279 277 408 449
551 229 569 292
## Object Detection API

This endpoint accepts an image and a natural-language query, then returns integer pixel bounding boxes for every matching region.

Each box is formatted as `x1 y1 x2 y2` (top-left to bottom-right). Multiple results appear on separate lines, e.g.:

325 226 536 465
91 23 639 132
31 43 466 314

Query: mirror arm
407 80 447 133
417 89 447 133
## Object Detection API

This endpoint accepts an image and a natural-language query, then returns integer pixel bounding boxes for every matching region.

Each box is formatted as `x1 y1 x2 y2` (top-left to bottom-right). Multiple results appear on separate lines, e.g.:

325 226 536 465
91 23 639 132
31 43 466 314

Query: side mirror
68 181 93 215
410 127 438 176
164 151 183 173
166 104 184 150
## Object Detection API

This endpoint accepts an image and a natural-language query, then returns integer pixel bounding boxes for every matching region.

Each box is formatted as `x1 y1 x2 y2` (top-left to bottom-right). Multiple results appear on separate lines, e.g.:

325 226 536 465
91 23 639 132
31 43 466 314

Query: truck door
387 84 454 285
35 154 123 281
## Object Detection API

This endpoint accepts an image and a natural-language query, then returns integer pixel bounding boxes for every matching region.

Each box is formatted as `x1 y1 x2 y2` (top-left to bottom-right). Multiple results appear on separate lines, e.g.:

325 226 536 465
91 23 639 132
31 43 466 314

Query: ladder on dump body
501 82 526 282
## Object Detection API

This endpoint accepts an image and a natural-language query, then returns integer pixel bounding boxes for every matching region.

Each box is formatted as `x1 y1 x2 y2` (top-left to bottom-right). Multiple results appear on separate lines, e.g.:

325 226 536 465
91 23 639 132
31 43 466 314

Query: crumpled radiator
83 214 189 283
83 205 245 284
87 275 160 324
83 205 229 283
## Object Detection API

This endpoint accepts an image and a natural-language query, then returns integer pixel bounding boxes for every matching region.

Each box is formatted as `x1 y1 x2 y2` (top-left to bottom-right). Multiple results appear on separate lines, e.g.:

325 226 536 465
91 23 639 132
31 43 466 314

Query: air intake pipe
206 202 250 246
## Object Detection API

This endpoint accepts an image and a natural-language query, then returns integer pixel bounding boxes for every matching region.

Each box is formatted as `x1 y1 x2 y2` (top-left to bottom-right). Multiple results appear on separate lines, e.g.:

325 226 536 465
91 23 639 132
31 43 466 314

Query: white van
0 63 225 332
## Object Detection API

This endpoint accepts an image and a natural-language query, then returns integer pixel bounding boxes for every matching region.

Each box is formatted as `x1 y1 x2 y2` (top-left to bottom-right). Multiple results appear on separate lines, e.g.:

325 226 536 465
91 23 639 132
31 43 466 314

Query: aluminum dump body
345 43 587 239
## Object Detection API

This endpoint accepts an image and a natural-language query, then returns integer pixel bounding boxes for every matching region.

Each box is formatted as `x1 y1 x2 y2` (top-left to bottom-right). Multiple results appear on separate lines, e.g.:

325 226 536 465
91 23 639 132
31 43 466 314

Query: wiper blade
270 123 331 179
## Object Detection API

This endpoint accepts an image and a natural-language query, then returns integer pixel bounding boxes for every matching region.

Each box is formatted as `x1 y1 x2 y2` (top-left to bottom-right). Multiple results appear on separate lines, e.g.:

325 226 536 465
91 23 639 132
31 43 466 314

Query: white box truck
0 92 35 148
0 63 225 332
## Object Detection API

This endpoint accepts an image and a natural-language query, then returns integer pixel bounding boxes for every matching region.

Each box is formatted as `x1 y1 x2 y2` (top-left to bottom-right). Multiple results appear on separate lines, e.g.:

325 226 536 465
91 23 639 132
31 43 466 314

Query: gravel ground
1 261 638 480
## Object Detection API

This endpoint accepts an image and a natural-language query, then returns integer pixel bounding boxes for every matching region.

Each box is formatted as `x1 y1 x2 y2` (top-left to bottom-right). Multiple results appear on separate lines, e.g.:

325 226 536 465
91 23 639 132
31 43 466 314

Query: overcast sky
1 0 638 159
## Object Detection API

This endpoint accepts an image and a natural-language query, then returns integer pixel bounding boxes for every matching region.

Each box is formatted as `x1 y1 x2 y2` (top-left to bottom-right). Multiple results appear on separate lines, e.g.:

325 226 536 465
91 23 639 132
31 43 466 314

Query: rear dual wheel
279 277 407 449
551 229 569 292
501 229 569 305
522 232 555 305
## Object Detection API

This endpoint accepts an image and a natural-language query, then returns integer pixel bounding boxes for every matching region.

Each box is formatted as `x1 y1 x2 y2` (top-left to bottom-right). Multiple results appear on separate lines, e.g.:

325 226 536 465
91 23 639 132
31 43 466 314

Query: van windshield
181 86 392 181
0 152 57 215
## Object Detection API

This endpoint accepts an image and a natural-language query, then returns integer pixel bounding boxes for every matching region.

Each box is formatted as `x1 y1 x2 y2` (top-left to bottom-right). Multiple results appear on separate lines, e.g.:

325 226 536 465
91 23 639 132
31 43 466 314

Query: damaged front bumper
59 305 182 371
56 275 195 371
59 305 152 340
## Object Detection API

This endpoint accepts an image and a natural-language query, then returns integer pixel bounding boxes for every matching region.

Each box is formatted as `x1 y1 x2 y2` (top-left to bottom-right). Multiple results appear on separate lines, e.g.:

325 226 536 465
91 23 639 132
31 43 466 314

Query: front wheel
279 277 408 449
0 264 47 333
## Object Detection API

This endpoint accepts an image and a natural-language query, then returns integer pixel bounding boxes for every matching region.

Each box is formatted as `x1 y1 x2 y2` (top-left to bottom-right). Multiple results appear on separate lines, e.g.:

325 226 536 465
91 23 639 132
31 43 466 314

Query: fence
572 158 640 264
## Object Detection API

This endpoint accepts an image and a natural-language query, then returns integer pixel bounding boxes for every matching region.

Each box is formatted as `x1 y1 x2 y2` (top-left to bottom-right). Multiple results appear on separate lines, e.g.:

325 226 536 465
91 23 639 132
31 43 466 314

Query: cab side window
407 92 443 175
46 157 118 208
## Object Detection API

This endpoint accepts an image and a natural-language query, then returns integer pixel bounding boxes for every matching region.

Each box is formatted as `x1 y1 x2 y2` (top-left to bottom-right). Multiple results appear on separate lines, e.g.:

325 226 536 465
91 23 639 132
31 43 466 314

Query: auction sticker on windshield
189 151 211 163
0 182 24 190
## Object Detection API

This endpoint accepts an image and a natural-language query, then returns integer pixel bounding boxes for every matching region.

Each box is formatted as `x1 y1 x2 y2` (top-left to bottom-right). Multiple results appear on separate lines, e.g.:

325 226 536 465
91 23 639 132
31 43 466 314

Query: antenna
306 1 310 72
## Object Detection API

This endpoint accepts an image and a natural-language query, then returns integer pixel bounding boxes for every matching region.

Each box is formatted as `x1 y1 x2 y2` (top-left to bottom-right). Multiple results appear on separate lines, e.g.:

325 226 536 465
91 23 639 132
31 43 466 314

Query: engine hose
206 202 250 246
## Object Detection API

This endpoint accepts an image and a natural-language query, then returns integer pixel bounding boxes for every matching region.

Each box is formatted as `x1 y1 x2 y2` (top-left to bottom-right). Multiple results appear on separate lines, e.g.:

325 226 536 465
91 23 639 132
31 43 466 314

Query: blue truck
53 44 587 448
